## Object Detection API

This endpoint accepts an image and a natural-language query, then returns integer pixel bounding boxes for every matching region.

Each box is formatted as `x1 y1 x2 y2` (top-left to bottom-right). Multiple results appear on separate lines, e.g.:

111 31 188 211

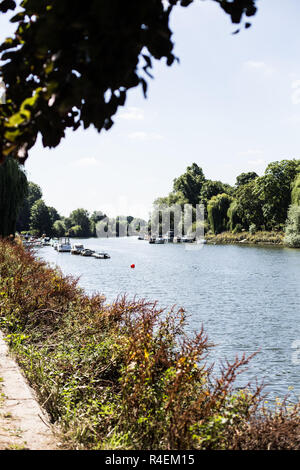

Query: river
38 237 300 402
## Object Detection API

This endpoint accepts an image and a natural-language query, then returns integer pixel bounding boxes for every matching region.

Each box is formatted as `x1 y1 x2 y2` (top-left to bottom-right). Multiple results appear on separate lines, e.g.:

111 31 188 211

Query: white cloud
240 149 264 157
74 157 101 168
128 131 163 141
248 159 266 167
119 107 144 120
291 80 300 105
284 114 300 126
244 61 274 76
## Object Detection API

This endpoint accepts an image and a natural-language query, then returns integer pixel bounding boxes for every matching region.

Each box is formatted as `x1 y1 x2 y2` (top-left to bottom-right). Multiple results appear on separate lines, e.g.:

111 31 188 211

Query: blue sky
1 0 300 219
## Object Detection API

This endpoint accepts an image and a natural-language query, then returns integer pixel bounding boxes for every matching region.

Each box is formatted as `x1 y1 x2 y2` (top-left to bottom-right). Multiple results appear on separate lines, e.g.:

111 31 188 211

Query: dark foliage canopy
0 0 257 163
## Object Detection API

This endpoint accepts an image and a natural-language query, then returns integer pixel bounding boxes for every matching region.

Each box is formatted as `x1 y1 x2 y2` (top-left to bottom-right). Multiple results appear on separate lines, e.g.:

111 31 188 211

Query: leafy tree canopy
173 163 206 206
0 0 257 163
17 180 43 231
235 171 258 187
255 159 300 229
27 181 42 207
30 198 53 236
200 180 234 207
69 208 92 237
207 192 233 234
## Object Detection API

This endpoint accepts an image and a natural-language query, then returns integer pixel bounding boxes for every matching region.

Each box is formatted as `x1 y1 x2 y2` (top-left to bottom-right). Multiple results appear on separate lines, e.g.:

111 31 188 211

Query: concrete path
0 331 58 450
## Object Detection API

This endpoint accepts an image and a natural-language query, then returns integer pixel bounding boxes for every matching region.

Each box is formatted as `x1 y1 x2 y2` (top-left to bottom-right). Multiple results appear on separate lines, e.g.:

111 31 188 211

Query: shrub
232 223 243 234
249 224 257 235
0 240 300 449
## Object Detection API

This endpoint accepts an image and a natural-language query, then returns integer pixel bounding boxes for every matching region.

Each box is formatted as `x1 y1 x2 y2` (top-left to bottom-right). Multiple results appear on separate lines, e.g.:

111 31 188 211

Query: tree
30 199 53 236
207 193 233 234
90 211 106 224
52 219 65 238
0 0 257 163
234 180 264 230
69 225 85 238
173 163 206 207
27 182 42 208
0 156 28 237
69 208 92 237
48 206 60 227
227 199 243 232
17 181 43 232
235 172 258 187
154 191 188 208
200 180 234 208
255 160 300 230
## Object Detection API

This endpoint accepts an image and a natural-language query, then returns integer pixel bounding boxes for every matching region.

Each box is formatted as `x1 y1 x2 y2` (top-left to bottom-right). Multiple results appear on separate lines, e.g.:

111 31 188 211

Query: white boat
57 238 72 252
71 244 84 255
80 249 95 257
92 252 111 259
155 237 165 244
181 236 195 243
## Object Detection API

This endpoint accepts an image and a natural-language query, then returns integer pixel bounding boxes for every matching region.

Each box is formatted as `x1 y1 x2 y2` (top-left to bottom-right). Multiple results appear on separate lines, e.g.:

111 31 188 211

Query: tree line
154 160 300 246
0 158 145 238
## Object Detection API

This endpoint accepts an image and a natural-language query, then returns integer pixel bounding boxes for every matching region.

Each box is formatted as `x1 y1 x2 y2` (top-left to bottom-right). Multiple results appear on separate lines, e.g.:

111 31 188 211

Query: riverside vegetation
1 239 300 450
1 157 299 247
0 158 146 239
155 159 300 248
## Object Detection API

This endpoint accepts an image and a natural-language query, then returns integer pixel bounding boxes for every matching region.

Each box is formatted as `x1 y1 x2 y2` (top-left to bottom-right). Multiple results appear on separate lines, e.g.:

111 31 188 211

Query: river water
38 237 300 402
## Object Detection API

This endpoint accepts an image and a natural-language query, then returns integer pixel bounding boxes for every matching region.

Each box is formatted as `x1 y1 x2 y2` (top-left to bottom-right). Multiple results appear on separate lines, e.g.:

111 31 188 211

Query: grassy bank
205 231 284 246
1 240 300 450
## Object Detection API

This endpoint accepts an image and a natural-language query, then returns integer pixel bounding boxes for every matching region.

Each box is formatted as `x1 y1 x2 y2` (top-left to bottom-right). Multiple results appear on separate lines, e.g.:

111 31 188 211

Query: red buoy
131 264 135 269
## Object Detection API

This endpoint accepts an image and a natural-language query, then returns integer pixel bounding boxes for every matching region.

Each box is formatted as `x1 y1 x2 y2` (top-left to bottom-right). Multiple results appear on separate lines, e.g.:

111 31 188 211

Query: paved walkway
0 332 58 450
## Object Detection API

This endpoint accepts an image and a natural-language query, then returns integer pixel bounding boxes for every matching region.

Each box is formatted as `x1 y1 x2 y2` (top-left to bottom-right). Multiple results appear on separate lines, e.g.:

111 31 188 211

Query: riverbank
205 231 285 246
1 239 300 450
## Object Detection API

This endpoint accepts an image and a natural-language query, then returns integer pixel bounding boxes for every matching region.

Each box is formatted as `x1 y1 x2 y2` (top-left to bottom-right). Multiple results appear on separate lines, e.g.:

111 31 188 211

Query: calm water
38 238 300 402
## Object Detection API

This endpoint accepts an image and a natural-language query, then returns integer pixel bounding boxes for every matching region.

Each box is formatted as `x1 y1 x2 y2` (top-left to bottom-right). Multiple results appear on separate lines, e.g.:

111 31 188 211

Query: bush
232 223 243 234
69 224 83 237
249 224 257 235
0 240 300 449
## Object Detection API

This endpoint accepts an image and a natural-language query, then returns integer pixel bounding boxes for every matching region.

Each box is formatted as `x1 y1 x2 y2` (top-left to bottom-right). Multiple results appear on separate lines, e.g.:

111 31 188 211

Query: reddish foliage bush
1 239 300 450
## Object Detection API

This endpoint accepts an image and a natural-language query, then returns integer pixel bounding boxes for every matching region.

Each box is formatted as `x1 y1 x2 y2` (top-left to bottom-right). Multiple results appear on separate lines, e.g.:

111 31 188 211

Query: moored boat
71 244 84 255
181 236 195 243
80 249 95 257
57 238 72 252
92 252 110 259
